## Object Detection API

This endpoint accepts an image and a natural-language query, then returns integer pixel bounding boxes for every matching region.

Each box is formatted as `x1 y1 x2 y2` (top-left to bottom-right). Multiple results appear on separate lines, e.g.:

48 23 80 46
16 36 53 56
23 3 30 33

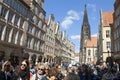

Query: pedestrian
45 64 50 79
48 67 59 80
1 60 13 80
31 63 48 80
17 59 30 80
64 67 80 80
57 65 64 80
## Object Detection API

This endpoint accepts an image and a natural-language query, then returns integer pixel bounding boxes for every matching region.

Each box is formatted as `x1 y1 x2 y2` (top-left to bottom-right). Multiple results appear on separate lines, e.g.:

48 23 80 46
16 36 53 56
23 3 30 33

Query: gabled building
98 10 113 63
85 37 97 64
44 14 55 63
0 0 46 65
112 0 120 70
80 5 91 63
45 14 75 64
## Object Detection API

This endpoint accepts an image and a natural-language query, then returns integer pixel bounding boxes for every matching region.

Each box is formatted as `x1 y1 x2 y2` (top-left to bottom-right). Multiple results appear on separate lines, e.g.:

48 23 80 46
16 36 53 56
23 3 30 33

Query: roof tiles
102 12 113 26
86 37 97 47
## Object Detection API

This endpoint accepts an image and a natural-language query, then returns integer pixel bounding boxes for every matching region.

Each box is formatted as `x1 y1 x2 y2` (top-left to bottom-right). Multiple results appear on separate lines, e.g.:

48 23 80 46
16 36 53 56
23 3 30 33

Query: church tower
80 5 91 63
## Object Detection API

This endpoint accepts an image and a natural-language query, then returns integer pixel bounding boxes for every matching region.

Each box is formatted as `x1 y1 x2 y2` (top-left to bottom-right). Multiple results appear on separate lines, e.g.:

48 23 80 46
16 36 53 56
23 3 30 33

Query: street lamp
107 48 110 57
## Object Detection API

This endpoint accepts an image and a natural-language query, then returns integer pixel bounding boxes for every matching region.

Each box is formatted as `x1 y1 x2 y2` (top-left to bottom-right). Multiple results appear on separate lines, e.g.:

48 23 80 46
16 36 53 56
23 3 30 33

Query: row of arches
0 50 65 67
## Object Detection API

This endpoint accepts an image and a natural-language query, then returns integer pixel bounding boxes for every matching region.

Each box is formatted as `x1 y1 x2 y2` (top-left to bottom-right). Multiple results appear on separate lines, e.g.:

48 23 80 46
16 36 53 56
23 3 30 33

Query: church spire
81 4 91 40
80 4 91 63
83 4 89 25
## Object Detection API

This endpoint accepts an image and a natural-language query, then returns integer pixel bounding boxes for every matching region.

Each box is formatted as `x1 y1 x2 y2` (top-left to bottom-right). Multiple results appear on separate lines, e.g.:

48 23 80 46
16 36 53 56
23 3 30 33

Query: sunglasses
21 64 27 67
38 68 44 71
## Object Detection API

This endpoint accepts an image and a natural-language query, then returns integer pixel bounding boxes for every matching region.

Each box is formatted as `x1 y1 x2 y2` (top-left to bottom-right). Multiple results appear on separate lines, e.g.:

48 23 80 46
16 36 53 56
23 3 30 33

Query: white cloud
71 35 80 40
67 10 80 20
61 10 80 29
61 19 73 29
87 3 96 12
70 33 97 40
92 33 97 37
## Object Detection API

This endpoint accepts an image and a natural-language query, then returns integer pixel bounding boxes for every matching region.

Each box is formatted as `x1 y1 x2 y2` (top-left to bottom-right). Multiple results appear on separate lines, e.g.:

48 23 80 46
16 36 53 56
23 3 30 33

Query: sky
44 0 115 53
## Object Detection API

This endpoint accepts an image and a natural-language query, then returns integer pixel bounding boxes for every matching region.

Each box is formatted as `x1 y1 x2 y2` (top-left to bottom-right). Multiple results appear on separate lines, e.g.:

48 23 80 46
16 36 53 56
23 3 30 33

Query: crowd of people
0 58 120 80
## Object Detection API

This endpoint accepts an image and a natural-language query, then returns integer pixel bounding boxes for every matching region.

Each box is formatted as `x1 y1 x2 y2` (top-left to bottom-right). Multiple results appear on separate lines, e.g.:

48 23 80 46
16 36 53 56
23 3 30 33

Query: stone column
35 56 38 64
8 28 13 42
15 31 19 44
1 25 7 40
11 14 15 24
5 9 9 21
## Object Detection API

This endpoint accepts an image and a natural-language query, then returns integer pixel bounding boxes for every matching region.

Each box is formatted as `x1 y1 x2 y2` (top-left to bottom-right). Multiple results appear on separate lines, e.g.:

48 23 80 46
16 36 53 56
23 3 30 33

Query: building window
14 1 19 12
3 0 10 5
106 42 111 49
8 12 14 23
88 50 91 56
33 40 38 50
0 7 7 19
21 6 27 16
39 41 43 51
29 13 34 22
20 19 24 29
38 20 42 28
11 30 17 44
106 30 110 38
95 50 97 55
14 15 19 26
28 24 33 33
36 18 39 25
5 27 11 42
35 28 39 37
10 0 15 8
26 36 32 48
17 32 22 45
